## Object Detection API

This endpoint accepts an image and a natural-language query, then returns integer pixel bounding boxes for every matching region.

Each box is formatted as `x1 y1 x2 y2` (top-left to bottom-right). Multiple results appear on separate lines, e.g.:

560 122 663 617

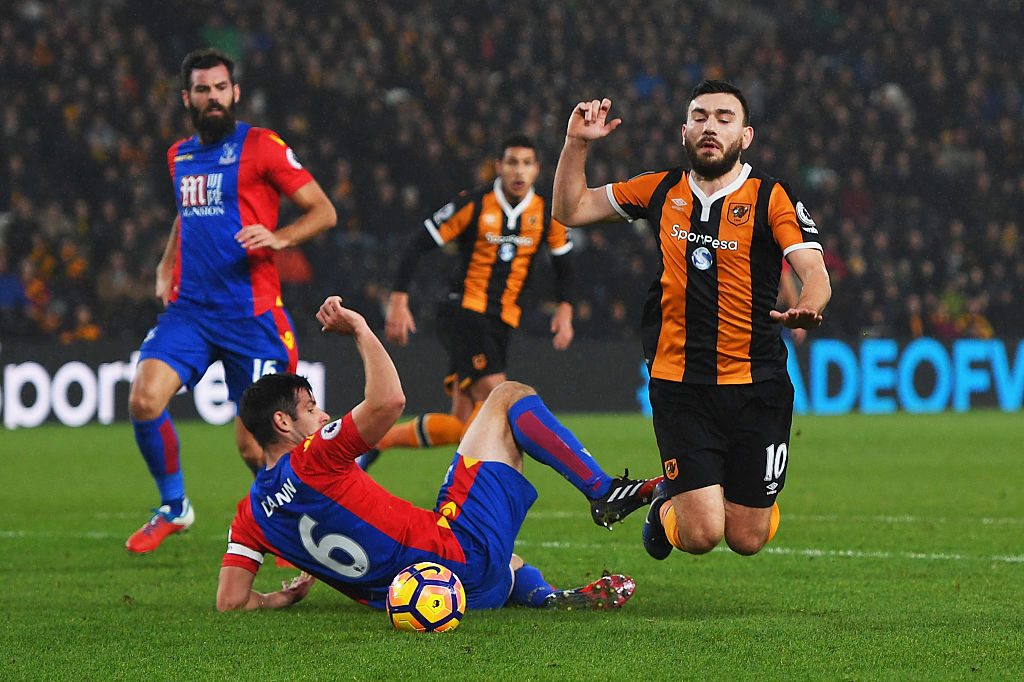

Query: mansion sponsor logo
180 173 225 217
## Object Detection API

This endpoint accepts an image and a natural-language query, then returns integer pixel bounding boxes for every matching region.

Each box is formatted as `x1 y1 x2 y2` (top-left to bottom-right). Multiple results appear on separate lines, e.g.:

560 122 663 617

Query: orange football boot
125 498 195 554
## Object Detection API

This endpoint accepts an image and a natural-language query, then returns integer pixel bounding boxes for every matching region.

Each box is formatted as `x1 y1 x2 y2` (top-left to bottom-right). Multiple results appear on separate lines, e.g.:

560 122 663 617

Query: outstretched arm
216 566 316 612
770 249 832 329
552 98 624 226
316 296 406 445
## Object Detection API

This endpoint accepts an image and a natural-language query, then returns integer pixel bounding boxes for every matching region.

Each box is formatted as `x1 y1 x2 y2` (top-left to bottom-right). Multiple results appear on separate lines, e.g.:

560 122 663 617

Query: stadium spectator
0 248 31 336
58 303 102 345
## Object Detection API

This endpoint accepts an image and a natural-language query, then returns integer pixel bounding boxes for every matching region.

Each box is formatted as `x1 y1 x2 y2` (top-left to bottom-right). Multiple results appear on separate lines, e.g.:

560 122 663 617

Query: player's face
291 390 330 438
496 147 539 201
682 92 753 180
182 64 240 142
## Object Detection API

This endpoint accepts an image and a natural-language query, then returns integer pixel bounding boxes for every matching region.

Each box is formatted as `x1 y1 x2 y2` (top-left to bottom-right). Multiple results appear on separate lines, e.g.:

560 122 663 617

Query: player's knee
724 527 769 556
488 380 535 407
128 384 166 421
680 521 724 555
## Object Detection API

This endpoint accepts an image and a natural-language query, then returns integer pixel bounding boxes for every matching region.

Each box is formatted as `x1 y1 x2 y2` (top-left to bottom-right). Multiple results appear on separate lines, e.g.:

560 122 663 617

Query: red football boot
125 499 195 554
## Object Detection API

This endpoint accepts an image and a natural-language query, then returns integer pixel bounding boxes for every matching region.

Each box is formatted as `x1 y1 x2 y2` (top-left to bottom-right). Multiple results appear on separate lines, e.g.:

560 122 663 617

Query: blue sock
508 395 612 499
132 410 185 510
508 564 556 608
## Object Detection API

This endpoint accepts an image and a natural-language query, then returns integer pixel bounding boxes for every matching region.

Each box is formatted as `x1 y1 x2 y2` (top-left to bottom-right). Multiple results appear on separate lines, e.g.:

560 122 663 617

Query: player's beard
684 135 743 180
190 100 236 143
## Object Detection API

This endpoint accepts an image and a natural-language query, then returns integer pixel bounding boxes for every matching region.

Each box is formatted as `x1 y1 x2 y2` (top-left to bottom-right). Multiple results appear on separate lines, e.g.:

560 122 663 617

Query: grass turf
1 411 1022 680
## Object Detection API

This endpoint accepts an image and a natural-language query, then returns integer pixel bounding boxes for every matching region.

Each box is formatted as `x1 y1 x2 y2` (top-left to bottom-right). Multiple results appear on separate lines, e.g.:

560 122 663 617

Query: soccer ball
386 562 466 632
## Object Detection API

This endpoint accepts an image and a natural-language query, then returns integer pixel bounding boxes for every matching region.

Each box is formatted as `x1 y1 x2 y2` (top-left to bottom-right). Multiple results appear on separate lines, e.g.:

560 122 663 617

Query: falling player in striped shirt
553 80 831 560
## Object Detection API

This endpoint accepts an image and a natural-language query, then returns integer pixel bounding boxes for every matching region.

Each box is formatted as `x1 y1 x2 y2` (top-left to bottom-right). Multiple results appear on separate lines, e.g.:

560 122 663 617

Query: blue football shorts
138 303 298 403
434 453 538 609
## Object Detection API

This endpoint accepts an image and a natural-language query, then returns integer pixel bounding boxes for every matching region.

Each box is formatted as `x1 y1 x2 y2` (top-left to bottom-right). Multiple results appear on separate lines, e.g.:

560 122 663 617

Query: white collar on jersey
688 162 753 222
493 178 535 229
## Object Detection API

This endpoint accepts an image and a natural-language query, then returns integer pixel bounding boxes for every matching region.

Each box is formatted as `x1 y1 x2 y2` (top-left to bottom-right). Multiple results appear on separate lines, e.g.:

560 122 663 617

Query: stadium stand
0 0 1020 342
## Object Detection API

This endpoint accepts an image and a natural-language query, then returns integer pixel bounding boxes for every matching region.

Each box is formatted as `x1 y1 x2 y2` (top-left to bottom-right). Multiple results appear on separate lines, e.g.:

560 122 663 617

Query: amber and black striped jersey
606 163 822 385
394 179 573 328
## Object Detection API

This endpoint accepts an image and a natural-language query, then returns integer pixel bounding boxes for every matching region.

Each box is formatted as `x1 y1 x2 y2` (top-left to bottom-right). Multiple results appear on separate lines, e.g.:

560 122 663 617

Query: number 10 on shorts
764 443 788 482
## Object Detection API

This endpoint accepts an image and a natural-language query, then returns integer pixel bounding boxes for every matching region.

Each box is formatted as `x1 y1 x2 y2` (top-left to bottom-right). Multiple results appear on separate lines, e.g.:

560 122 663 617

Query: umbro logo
766 481 779 495
670 198 688 211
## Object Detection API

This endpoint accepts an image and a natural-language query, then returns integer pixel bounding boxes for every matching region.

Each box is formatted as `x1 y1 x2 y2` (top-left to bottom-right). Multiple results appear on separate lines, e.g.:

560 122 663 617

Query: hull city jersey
606 163 822 385
166 122 313 317
222 414 467 609
423 179 572 328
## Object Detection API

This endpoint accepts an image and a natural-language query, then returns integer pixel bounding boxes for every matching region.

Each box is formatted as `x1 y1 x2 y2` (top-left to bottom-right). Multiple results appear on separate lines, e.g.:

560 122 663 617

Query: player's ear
680 123 687 143
232 83 241 104
181 90 190 110
741 125 754 150
272 410 291 438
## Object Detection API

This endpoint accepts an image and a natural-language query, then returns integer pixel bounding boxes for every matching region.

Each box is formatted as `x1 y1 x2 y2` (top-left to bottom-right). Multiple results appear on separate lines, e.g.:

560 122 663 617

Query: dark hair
499 133 537 158
180 47 235 91
690 79 751 126
238 373 313 448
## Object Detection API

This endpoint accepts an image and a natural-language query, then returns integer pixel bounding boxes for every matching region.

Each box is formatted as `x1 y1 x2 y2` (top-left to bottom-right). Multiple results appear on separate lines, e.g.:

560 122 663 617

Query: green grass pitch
1 412 1022 680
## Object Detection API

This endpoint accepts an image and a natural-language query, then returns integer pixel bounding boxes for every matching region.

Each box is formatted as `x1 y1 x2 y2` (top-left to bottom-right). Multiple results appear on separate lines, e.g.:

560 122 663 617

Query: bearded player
125 48 336 554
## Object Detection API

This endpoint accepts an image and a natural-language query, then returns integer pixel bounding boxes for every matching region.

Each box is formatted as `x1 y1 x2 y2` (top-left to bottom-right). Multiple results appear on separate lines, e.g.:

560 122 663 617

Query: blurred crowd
1 0 1021 345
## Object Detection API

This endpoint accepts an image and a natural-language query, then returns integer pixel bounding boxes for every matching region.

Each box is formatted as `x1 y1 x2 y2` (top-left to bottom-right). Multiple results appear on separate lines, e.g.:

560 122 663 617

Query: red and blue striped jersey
222 414 467 609
166 122 313 316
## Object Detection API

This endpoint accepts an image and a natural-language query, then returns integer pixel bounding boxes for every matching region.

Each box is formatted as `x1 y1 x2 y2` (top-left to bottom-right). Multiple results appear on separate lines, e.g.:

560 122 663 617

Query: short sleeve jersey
166 122 313 316
421 179 572 328
606 163 822 384
222 414 467 609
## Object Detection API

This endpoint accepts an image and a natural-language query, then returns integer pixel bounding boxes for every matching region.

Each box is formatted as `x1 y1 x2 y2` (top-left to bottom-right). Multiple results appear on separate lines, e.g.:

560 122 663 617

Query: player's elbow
216 590 248 612
551 203 574 225
320 201 338 230
382 389 406 421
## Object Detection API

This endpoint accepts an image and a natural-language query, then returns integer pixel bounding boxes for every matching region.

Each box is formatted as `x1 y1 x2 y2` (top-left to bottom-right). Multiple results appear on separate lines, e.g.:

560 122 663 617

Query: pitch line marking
1 531 1021 564
511 540 1024 564
526 512 1024 525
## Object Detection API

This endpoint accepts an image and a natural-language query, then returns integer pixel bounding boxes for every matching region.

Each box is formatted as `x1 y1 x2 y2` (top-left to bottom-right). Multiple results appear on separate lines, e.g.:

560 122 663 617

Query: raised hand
317 295 368 335
566 98 623 142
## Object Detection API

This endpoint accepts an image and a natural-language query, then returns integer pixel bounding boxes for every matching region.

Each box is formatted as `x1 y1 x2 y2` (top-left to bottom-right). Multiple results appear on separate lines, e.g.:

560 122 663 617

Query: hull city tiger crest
664 458 679 480
728 203 751 225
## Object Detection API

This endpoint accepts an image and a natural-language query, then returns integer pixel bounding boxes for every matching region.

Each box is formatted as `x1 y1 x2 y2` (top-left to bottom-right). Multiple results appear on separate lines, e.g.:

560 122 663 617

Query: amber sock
766 502 781 543
659 500 685 551
376 413 464 450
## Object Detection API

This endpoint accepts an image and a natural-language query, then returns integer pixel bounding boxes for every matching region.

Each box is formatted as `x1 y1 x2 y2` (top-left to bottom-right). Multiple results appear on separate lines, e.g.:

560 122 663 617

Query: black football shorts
650 370 795 508
437 302 510 392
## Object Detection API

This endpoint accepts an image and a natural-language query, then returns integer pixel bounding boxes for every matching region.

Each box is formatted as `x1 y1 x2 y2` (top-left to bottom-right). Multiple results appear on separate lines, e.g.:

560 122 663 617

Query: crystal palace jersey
607 163 823 385
221 414 467 609
166 122 313 316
